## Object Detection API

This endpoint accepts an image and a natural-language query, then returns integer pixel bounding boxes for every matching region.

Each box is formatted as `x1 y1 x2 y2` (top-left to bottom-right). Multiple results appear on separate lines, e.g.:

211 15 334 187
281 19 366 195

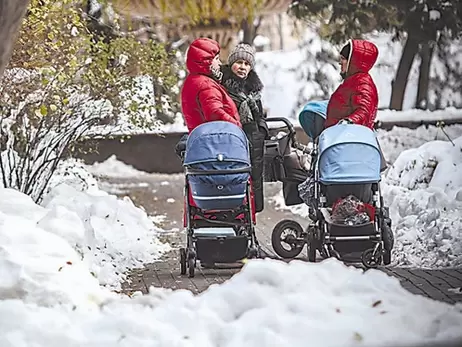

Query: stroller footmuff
179 121 263 277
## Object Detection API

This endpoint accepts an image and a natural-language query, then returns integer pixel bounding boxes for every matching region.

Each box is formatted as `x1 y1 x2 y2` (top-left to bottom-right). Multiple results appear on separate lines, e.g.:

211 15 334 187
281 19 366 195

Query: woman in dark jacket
220 43 268 213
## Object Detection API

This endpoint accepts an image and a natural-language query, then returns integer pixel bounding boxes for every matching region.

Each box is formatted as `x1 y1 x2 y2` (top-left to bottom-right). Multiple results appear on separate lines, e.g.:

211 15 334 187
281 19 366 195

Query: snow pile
0 189 112 307
381 136 462 267
385 137 462 196
2 159 169 292
377 107 462 123
272 134 462 268
86 155 148 178
1 259 462 346
376 124 462 163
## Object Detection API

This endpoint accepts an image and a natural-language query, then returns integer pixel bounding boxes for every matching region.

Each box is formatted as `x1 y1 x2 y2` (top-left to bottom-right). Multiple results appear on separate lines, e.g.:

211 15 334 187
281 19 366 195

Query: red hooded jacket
326 39 379 129
181 38 241 133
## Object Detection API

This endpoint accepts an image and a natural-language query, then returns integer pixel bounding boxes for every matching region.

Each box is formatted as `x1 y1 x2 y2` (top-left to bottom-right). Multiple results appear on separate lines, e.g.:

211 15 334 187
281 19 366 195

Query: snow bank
385 137 462 196
382 136 462 267
1 159 169 298
0 189 112 307
376 124 462 163
377 107 462 123
272 134 462 268
0 259 462 346
85 154 148 178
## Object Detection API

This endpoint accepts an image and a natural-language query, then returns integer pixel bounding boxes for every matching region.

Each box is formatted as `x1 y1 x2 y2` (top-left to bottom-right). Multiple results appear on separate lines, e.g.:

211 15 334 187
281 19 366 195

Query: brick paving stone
407 269 456 303
431 270 462 288
440 269 462 283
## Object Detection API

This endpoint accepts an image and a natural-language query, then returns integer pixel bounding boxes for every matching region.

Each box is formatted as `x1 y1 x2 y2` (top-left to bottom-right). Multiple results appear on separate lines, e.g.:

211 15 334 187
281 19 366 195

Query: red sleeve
347 82 375 126
197 86 240 126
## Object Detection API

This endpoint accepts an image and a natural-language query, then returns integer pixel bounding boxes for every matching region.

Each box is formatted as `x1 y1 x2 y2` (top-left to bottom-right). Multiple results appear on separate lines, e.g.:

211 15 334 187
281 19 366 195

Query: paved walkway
99 174 462 304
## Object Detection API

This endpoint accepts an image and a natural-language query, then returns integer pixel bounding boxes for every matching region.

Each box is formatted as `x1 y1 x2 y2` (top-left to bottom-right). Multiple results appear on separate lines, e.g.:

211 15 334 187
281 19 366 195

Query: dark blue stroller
271 101 394 268
179 121 262 277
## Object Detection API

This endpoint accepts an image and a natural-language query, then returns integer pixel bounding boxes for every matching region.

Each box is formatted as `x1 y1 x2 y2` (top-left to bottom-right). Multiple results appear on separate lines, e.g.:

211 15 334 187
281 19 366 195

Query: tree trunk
415 41 435 109
0 0 31 78
241 17 261 45
389 32 420 110
277 14 284 50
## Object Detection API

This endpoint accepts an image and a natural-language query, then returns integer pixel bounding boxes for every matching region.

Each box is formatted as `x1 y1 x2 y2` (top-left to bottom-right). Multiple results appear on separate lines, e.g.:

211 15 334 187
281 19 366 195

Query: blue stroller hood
298 100 329 139
184 121 250 166
318 124 381 184
183 121 251 210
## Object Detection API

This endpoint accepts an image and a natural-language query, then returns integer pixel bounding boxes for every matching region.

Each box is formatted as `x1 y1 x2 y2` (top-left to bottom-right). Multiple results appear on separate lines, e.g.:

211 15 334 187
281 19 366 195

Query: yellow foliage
111 0 265 25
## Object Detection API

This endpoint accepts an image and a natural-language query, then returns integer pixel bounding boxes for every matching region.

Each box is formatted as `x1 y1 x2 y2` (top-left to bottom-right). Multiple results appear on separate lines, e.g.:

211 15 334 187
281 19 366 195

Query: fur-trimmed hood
220 64 263 95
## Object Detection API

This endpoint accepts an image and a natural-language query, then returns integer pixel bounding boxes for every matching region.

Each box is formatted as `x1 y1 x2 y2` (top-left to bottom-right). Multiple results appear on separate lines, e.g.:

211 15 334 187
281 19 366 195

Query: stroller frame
269 116 393 268
177 124 263 278
304 140 392 268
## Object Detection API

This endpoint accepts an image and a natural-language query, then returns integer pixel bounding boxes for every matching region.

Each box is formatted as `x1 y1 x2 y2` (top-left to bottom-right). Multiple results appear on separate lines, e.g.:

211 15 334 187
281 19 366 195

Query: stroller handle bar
265 117 312 154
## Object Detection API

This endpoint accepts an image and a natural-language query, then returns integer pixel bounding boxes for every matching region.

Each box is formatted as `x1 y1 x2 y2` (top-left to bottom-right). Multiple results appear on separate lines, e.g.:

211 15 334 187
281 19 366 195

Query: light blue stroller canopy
184 121 251 210
318 124 381 184
298 100 329 139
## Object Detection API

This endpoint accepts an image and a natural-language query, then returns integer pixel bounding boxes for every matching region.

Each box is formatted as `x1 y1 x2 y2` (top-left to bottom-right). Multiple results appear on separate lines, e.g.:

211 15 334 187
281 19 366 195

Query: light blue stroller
271 101 394 268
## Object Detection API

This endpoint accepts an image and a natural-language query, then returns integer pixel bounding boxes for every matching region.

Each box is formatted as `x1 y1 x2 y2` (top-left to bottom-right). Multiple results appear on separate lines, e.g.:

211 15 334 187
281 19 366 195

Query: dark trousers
243 123 266 213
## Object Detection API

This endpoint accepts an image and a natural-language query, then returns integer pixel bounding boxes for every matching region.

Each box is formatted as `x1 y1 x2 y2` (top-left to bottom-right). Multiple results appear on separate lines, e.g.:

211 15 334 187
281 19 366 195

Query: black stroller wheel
179 248 187 275
306 225 317 262
361 249 381 269
188 258 195 278
382 224 394 266
383 250 392 265
271 219 305 259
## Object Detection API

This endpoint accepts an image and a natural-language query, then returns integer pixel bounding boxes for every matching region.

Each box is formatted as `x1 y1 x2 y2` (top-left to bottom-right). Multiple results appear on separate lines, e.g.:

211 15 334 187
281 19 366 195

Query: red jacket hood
346 39 378 76
186 38 220 75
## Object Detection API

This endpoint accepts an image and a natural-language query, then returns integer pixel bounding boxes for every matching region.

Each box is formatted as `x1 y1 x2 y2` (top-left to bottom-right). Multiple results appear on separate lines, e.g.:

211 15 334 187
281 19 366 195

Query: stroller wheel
382 224 394 266
306 225 317 262
179 248 187 275
383 250 392 265
271 219 305 259
188 258 195 278
361 249 381 269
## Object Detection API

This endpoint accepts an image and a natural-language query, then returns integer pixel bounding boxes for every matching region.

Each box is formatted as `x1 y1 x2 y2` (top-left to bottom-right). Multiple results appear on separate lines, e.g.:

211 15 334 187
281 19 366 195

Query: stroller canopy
184 121 250 166
318 124 381 184
298 100 328 140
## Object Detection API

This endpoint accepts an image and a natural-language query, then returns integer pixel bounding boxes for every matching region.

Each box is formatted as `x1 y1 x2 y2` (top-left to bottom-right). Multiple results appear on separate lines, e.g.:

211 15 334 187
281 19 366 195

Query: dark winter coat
326 39 379 129
221 64 267 213
180 39 240 133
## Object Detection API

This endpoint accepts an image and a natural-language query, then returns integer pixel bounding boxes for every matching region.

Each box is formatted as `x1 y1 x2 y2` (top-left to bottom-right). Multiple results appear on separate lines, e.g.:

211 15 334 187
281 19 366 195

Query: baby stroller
270 101 394 268
177 121 263 277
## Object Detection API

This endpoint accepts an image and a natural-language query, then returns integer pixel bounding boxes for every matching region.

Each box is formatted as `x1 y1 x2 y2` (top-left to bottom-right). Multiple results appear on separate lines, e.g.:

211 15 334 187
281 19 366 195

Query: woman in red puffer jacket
181 38 241 133
326 39 379 129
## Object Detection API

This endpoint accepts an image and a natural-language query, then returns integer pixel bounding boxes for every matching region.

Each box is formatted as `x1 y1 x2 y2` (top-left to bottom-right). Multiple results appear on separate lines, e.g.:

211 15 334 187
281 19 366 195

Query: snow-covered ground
272 127 462 268
1 257 462 346
2 23 462 345
1 159 170 296
1 129 462 345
